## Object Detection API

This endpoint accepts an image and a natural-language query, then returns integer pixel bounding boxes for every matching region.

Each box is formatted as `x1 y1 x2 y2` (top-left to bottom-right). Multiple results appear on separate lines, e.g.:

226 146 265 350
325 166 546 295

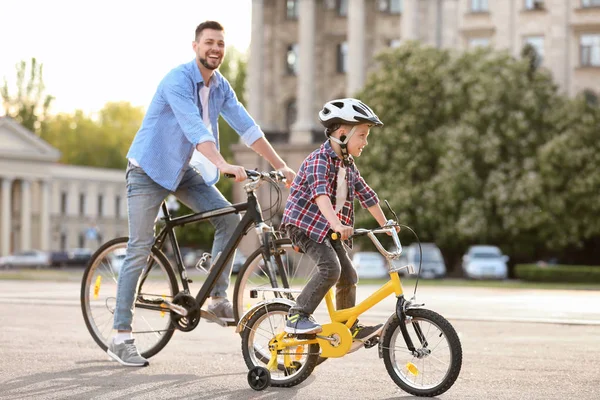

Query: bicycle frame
137 177 288 315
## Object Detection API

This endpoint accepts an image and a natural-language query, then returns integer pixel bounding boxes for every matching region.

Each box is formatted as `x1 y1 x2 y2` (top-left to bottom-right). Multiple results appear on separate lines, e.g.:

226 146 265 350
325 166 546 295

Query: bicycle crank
170 292 201 332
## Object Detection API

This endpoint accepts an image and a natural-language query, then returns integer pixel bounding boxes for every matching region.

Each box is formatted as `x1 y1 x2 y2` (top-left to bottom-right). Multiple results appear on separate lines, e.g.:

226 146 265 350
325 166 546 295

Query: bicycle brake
195 252 211 273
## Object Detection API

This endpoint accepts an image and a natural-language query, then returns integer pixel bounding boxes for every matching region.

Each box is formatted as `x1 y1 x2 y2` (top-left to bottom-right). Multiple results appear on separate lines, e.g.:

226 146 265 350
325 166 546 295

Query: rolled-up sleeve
305 155 330 200
161 72 215 146
354 168 379 208
220 81 265 146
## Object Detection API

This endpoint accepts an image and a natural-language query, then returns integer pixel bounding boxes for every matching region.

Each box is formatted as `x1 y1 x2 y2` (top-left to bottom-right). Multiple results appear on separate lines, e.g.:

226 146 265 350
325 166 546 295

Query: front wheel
381 308 462 397
80 237 179 359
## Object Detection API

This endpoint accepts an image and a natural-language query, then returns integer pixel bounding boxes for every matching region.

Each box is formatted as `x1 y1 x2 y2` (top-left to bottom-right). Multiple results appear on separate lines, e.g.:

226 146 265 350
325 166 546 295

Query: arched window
286 44 299 75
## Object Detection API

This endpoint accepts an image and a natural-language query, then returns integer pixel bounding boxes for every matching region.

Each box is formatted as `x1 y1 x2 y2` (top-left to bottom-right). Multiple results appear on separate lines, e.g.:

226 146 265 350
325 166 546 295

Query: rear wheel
80 237 179 359
381 308 462 397
241 303 320 387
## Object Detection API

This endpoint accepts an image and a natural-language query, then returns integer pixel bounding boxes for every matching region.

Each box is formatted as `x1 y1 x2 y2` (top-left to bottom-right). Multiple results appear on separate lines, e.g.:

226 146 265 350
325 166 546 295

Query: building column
440 0 459 49
40 180 51 251
1 178 13 256
290 0 317 144
347 0 366 96
248 0 265 125
20 180 32 251
401 0 419 42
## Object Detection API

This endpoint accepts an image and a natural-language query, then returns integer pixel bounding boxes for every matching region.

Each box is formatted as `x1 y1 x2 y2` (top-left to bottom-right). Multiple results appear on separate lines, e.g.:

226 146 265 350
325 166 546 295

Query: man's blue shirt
127 59 264 191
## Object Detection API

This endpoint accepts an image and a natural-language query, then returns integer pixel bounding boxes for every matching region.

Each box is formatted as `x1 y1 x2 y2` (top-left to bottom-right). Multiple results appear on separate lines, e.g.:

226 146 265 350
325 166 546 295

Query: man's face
193 28 225 70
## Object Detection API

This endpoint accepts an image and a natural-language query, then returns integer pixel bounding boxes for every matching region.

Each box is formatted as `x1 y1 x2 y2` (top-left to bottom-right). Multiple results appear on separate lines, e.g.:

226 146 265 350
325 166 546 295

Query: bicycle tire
381 308 462 397
80 237 179 359
241 303 320 387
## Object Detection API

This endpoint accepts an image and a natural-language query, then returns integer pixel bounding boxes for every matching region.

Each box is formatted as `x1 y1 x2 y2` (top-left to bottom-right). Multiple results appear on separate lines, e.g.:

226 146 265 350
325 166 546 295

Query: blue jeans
286 226 357 316
113 163 240 331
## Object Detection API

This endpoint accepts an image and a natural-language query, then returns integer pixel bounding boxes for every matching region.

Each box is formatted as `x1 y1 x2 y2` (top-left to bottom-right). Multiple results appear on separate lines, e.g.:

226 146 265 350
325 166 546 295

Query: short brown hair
195 21 225 41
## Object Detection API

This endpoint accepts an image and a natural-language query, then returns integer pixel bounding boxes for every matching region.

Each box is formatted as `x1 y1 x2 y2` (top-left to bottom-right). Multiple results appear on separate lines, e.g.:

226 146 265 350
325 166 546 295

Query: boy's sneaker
107 339 149 367
285 313 323 335
208 299 234 320
349 323 383 353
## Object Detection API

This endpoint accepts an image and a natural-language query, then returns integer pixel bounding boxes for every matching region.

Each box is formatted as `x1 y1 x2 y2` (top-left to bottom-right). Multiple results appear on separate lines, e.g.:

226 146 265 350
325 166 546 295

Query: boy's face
339 124 371 157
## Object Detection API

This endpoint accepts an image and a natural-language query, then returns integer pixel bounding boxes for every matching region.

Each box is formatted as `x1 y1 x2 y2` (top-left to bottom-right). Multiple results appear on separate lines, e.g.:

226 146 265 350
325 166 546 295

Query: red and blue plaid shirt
281 141 379 244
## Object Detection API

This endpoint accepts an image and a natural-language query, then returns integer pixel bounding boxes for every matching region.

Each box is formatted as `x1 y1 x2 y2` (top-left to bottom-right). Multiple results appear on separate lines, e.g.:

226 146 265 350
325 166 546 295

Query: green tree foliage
1 58 54 135
42 102 144 169
356 43 599 270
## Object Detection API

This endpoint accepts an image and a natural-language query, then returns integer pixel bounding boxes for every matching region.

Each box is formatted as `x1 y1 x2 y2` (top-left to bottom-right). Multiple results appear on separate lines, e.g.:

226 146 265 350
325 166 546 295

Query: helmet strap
328 126 357 167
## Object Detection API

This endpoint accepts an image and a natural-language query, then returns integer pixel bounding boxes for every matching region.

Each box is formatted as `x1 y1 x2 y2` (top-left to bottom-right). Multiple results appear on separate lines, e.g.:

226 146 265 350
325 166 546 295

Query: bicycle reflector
406 362 419 376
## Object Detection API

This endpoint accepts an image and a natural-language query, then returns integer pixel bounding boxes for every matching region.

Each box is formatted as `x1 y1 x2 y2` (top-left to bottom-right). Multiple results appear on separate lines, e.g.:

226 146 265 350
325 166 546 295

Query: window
469 37 490 48
336 0 348 16
336 41 348 73
471 0 488 12
286 99 297 130
115 195 121 218
286 44 299 75
379 0 402 13
60 191 67 215
97 194 104 217
582 0 600 8
286 0 298 19
525 0 545 10
581 34 600 66
78 233 85 248
524 36 544 65
79 193 85 216
60 233 67 251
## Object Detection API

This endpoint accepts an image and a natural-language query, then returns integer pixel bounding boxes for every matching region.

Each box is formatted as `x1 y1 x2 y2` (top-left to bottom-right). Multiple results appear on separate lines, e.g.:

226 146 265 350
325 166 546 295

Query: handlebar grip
224 173 235 178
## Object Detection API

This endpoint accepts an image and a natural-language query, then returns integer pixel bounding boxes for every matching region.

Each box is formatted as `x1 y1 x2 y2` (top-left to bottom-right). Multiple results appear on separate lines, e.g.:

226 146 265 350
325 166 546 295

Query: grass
3 268 600 291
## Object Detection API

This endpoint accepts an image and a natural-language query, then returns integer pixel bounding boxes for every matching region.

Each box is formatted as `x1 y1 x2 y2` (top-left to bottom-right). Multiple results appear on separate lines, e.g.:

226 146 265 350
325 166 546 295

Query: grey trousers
286 225 358 315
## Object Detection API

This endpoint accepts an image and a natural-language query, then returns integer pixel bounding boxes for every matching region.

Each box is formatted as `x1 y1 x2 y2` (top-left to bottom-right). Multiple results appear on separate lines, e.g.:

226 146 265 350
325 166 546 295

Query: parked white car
393 243 446 279
352 251 388 279
462 245 509 279
0 250 50 269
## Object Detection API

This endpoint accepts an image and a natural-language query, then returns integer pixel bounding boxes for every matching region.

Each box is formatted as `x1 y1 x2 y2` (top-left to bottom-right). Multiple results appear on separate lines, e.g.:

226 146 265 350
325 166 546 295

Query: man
107 21 296 367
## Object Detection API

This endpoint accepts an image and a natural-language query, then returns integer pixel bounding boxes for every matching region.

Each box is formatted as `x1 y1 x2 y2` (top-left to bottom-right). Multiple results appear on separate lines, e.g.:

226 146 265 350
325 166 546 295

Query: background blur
1 0 599 284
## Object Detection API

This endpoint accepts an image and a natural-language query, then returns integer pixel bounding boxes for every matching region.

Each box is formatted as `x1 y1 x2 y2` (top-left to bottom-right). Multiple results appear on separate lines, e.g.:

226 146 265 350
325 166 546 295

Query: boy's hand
332 222 353 241
384 219 401 236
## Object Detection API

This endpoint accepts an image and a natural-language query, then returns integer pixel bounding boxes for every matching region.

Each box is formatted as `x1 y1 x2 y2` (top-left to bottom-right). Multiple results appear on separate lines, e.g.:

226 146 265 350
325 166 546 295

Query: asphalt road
0 280 598 400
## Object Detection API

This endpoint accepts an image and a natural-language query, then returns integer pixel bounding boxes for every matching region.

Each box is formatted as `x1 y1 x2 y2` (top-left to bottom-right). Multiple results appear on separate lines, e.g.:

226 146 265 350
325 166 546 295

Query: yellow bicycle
237 218 463 396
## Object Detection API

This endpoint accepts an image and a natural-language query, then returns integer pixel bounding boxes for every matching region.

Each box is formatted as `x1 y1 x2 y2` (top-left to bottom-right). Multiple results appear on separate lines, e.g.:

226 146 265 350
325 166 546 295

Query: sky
0 0 252 115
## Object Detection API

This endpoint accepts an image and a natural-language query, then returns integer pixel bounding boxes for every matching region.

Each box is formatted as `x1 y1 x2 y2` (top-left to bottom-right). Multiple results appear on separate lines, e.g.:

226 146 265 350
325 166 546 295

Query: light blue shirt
127 59 264 191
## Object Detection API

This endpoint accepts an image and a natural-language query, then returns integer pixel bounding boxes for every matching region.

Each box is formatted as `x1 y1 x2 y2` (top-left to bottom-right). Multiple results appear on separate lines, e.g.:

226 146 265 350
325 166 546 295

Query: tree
42 102 144 169
355 43 580 271
1 58 54 135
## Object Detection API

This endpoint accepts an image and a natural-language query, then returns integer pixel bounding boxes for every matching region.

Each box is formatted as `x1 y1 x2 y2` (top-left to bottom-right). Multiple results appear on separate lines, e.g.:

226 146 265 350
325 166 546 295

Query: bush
515 264 600 283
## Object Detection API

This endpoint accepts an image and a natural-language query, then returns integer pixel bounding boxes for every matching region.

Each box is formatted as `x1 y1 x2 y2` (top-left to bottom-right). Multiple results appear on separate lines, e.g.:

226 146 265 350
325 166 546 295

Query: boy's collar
323 140 354 165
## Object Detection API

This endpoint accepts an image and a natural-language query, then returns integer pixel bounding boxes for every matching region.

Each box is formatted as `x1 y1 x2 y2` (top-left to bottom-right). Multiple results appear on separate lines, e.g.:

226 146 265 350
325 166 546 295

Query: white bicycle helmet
318 98 383 129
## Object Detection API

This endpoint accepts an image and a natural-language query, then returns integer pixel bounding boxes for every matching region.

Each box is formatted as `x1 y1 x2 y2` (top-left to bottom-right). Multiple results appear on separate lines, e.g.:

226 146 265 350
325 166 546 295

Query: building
245 0 600 146
0 117 128 256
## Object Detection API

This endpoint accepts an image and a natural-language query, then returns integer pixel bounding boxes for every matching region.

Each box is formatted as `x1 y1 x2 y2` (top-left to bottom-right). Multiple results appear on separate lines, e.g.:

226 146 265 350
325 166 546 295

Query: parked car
68 248 93 266
0 250 50 269
393 243 446 279
462 245 509 279
352 251 387 279
231 251 248 274
49 251 71 267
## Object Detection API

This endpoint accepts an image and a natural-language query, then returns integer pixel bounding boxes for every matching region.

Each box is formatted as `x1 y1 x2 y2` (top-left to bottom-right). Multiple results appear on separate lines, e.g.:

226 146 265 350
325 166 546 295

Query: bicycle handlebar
224 169 286 182
331 222 403 260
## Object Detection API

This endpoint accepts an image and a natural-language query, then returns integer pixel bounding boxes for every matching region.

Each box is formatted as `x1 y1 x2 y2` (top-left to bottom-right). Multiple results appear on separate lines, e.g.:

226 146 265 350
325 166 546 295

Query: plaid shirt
281 141 379 245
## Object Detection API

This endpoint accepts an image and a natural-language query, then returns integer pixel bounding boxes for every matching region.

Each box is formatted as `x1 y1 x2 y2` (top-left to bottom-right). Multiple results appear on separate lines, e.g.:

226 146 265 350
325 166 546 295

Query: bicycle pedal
364 337 379 349
292 333 317 340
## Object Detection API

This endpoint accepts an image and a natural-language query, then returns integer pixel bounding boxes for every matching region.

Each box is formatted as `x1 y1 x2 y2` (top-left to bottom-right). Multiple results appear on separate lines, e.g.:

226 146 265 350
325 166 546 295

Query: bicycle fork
395 296 429 358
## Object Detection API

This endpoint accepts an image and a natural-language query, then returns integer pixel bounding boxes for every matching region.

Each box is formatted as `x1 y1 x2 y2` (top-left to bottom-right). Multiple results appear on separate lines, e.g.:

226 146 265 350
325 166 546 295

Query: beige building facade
245 0 600 146
0 117 128 256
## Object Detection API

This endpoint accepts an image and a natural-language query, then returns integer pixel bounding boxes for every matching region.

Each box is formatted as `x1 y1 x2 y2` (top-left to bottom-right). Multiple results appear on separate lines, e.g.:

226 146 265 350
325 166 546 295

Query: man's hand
332 222 353 241
220 163 247 182
277 165 296 188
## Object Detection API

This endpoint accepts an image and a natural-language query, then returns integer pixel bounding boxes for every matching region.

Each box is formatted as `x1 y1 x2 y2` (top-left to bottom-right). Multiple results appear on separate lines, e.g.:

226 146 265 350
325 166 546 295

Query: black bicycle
81 170 318 359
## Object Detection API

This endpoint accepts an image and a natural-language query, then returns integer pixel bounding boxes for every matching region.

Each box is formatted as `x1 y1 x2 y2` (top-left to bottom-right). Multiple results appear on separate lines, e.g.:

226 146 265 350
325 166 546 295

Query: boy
280 98 392 349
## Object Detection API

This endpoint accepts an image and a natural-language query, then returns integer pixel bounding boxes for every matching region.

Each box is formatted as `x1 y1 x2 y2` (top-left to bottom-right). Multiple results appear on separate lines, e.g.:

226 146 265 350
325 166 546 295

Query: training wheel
247 366 270 391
